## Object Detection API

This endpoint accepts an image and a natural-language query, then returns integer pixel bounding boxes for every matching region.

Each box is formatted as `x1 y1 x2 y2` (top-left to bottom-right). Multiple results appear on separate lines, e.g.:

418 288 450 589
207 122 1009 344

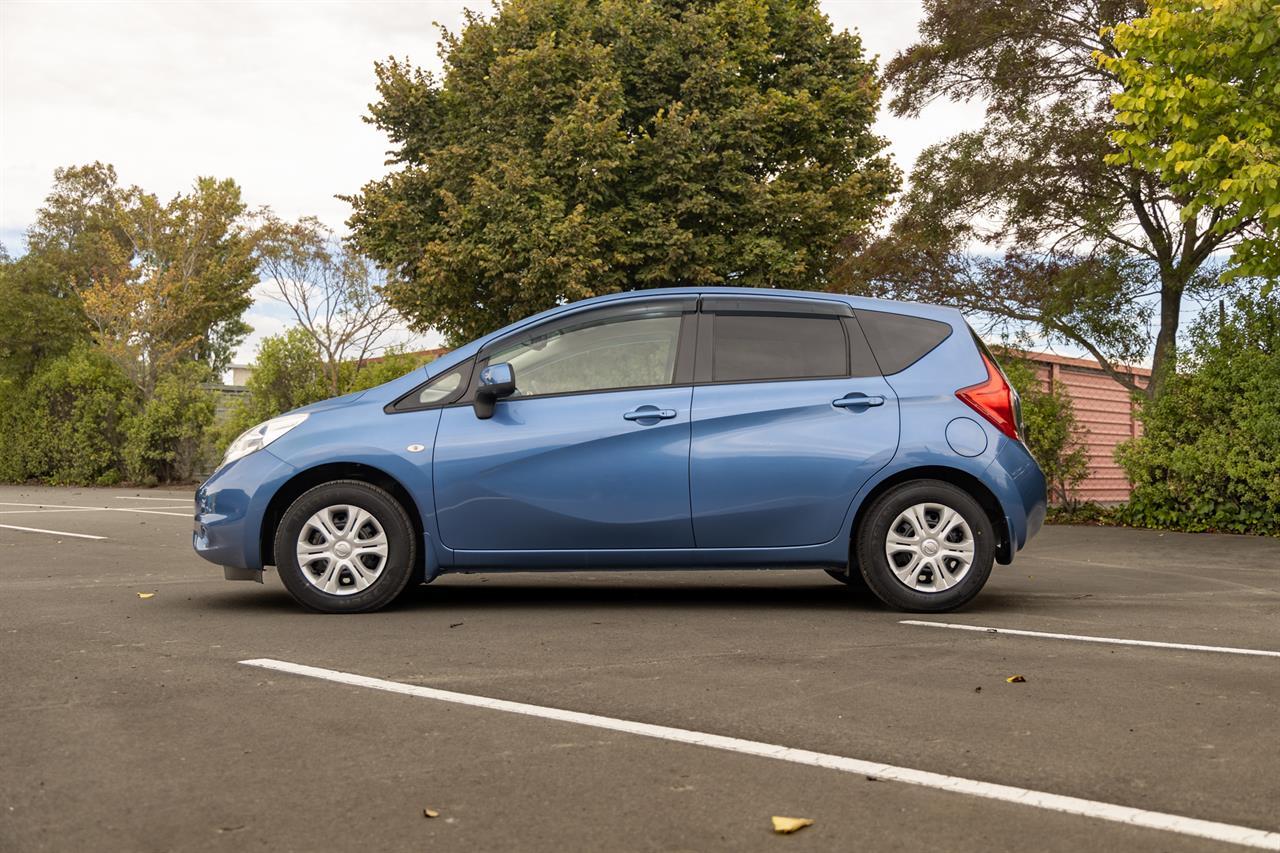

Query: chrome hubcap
296 504 388 596
885 502 975 594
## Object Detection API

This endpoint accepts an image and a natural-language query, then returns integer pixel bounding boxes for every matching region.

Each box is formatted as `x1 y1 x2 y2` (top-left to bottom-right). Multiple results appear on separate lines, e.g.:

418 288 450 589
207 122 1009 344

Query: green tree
123 361 219 484
0 248 91 381
20 163 256 388
1117 293 1280 534
349 0 898 344
0 346 138 485
219 328 330 443
255 213 404 396
856 0 1257 399
342 346 433 394
218 331 433 450
998 352 1091 506
1100 0 1280 290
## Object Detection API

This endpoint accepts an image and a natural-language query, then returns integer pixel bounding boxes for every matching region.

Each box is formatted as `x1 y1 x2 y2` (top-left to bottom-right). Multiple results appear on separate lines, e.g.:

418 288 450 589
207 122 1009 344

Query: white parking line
0 502 191 518
0 507 190 515
241 658 1280 851
900 621 1280 659
0 523 107 540
112 496 193 502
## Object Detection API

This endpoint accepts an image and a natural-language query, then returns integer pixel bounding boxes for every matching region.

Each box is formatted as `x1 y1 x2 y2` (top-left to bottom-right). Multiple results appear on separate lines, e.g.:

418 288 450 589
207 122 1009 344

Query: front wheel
855 480 995 612
274 480 417 613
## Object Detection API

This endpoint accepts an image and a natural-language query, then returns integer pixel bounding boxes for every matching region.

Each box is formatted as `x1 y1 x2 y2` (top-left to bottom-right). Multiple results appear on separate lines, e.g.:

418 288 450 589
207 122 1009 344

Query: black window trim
387 293 894 411
694 297 880 386
457 296 699 405
385 356 477 414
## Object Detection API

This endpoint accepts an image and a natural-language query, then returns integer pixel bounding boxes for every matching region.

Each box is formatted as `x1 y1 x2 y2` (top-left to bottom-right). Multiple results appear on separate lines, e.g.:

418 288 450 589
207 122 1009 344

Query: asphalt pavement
1 484 1277 852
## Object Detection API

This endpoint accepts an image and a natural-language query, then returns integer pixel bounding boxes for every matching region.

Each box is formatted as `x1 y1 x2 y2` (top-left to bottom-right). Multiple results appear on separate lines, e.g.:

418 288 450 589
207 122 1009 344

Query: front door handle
623 406 677 422
833 393 885 410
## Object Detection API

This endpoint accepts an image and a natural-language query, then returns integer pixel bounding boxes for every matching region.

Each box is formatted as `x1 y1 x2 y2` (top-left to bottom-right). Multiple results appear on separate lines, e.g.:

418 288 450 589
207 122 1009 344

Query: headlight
221 413 309 467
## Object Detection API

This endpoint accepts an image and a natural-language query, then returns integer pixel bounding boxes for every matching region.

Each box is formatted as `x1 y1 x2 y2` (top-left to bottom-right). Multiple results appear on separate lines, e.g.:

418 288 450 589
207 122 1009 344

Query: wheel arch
851 466 1012 564
260 462 428 578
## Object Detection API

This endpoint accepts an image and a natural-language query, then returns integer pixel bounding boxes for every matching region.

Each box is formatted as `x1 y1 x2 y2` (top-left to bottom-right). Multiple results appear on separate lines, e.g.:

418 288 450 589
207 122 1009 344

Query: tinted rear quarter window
711 314 846 382
855 309 953 374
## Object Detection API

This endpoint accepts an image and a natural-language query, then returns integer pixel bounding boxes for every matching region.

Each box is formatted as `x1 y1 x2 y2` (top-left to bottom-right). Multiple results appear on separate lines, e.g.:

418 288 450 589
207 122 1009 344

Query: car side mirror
474 362 516 419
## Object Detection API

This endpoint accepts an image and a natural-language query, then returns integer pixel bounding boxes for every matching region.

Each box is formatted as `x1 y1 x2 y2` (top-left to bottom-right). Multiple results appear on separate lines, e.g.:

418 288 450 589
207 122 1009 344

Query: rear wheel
274 480 416 613
855 480 994 612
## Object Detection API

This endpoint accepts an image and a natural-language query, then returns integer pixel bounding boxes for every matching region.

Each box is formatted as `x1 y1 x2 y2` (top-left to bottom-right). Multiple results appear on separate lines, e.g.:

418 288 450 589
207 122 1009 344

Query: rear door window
855 309 952 374
710 313 847 382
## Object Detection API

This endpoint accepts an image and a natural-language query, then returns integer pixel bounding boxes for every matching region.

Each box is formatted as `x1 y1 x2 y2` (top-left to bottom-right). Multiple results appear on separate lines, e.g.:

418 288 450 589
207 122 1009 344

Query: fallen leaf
771 816 813 834
137 592 155 600
1006 675 1026 683
423 808 440 819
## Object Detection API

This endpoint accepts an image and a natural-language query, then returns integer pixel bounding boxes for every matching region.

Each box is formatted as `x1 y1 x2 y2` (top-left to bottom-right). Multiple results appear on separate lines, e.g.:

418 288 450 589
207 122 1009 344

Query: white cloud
2 1 967 235
3 0 980 363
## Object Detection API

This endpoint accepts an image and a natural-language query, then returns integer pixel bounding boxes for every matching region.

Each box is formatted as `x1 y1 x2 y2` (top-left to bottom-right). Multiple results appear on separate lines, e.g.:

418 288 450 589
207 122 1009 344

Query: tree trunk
1148 270 1185 400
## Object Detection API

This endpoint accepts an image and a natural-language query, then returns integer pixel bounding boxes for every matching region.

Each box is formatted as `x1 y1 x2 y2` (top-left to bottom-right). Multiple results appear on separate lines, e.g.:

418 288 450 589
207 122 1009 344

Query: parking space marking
901 621 1280 658
242 658 1280 850
0 502 191 518
112 496 193 502
0 523 107 540
0 507 190 516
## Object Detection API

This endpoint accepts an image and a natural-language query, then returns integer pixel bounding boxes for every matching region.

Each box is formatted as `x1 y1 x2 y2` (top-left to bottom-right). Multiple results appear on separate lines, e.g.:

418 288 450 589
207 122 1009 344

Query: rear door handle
623 406 677 421
833 394 885 409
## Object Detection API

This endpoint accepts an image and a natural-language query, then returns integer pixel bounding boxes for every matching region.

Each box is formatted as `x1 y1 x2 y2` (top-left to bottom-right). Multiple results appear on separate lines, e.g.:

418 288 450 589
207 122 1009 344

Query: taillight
956 353 1021 441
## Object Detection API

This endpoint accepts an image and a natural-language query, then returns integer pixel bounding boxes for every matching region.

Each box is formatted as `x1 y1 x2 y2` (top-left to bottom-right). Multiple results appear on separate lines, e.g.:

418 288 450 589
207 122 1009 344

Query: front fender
265 407 447 575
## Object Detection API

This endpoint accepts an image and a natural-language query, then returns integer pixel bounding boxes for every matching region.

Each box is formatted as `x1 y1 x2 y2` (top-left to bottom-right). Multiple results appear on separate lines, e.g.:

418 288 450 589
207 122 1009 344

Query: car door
432 297 698 552
689 296 900 547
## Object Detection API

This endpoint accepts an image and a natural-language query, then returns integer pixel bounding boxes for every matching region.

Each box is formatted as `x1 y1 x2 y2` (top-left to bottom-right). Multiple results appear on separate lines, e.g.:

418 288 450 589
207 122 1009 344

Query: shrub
343 347 431 394
0 346 137 485
217 328 330 448
997 351 1091 505
1116 293 1280 535
124 362 219 484
217 334 433 452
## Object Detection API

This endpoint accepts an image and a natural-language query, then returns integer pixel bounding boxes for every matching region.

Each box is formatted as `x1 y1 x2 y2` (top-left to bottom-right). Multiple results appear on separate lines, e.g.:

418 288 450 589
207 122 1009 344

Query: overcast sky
1 0 984 362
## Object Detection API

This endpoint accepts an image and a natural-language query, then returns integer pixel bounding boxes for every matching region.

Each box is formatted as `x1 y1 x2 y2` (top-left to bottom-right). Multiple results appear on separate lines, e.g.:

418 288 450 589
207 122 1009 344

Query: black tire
855 480 995 612
273 480 417 613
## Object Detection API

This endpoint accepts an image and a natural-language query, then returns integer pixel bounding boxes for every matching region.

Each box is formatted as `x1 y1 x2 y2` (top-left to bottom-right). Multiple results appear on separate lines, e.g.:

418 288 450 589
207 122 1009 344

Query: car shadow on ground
195 573 1039 616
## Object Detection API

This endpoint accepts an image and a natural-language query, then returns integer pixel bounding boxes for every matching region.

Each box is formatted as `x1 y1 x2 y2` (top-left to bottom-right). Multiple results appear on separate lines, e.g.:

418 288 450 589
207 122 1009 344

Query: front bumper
193 449 297 571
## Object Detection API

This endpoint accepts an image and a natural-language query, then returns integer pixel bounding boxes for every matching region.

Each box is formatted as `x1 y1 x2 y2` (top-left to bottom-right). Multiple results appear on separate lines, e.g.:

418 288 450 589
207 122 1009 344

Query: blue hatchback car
195 287 1046 613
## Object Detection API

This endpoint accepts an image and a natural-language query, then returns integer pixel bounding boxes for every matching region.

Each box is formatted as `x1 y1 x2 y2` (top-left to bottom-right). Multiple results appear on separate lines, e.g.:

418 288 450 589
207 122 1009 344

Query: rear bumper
193 449 296 571
986 437 1047 561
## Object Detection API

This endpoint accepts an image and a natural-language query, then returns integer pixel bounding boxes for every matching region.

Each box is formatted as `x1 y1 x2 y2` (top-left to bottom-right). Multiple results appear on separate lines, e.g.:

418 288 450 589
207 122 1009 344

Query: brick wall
1015 352 1149 503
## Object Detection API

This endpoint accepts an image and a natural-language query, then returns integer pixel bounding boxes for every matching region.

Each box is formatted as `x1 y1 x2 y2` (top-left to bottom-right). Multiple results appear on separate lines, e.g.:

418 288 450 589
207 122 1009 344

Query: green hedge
124 362 219 484
0 347 137 485
1116 294 1280 535
0 347 219 485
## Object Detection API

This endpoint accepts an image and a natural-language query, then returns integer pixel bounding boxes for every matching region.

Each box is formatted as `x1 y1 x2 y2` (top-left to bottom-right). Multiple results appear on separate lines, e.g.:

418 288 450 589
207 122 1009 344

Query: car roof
425 287 964 379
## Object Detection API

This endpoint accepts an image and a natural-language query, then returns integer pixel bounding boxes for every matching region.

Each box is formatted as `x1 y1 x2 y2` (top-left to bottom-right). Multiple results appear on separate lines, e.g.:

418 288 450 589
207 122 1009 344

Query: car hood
288 390 369 414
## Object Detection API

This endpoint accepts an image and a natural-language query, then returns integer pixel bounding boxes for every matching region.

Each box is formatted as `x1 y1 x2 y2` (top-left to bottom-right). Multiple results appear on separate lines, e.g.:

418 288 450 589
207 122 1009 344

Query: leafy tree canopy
14 163 257 386
1100 0 1280 290
255 212 404 396
348 0 898 344
858 0 1256 398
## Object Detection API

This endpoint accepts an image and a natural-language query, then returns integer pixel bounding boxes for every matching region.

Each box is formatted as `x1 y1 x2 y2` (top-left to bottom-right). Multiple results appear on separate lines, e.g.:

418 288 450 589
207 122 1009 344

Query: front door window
487 311 683 398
